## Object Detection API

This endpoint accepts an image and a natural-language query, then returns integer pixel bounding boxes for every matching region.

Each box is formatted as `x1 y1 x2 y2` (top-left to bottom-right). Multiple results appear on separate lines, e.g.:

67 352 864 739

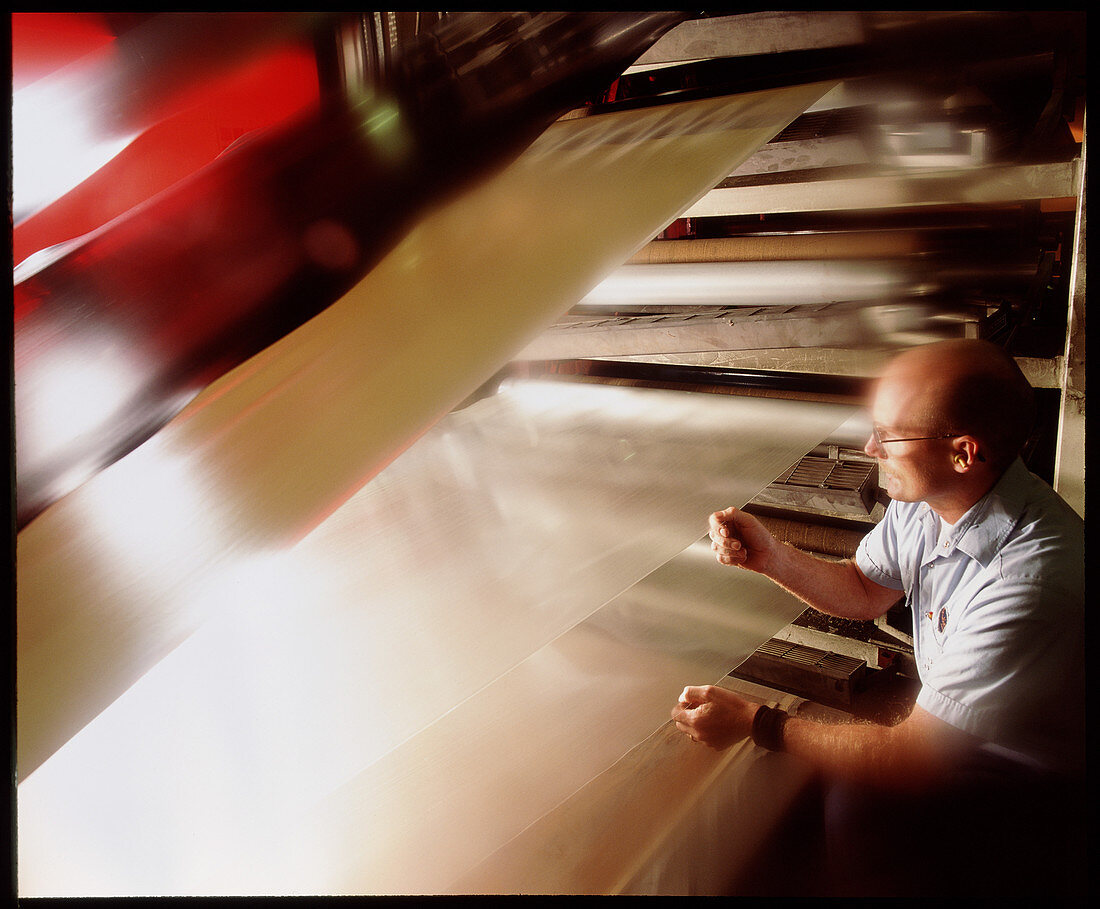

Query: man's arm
709 505 899 621
672 685 976 791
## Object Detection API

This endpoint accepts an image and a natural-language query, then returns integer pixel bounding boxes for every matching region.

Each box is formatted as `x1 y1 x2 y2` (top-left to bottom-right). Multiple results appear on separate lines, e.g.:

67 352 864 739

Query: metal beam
516 301 971 361
684 160 1081 217
629 12 865 69
1054 122 1086 517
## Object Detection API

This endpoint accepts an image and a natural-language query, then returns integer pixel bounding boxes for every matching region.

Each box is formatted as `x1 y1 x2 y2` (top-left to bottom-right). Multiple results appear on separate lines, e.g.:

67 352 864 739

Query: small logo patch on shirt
937 606 949 634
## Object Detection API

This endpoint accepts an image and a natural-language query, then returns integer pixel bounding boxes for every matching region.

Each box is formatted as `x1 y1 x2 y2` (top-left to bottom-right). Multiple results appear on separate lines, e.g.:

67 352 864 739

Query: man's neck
927 468 1004 524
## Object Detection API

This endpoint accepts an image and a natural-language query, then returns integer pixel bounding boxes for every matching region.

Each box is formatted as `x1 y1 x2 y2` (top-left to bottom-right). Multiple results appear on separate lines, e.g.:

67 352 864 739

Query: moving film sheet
18 82 843 895
17 79 835 777
19 380 855 895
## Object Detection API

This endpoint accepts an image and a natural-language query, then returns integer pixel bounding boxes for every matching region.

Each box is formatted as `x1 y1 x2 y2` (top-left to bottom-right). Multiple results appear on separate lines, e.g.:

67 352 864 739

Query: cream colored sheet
17 82 846 896
456 679 812 896
18 81 833 778
18 382 852 895
296 544 816 896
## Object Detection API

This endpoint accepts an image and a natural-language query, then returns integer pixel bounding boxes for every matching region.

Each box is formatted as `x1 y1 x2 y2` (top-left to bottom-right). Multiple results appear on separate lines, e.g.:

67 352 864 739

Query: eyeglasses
871 424 960 455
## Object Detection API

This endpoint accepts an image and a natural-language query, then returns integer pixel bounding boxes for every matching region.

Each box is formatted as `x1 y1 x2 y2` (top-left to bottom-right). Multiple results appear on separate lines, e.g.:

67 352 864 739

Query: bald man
671 339 1084 896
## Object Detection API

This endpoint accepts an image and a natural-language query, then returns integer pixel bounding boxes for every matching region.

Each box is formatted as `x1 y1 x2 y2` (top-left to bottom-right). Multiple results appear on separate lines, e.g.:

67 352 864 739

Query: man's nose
865 434 882 459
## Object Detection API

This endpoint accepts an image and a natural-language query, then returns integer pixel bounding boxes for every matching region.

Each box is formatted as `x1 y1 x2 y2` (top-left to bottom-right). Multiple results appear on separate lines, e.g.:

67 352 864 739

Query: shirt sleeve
854 500 905 590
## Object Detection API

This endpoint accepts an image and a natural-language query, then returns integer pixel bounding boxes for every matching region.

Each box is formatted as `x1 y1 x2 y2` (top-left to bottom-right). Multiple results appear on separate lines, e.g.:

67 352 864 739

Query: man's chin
882 475 910 502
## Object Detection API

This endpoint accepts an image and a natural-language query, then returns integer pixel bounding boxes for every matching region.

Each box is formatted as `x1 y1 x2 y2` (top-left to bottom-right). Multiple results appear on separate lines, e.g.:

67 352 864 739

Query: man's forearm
676 687 967 791
780 714 920 788
762 541 895 621
776 706 965 792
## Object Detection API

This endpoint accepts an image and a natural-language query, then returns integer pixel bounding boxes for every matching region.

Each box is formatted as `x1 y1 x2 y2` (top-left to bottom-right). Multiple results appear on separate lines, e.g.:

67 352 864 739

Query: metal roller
628 231 923 264
752 513 869 559
575 260 925 308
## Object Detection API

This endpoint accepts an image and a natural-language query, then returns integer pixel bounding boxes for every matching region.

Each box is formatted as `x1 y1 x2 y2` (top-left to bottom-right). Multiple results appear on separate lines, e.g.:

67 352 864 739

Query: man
671 339 1084 896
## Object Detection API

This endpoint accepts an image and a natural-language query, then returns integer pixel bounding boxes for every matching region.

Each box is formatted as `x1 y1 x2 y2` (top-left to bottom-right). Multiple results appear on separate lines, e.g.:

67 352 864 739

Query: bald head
879 339 1035 472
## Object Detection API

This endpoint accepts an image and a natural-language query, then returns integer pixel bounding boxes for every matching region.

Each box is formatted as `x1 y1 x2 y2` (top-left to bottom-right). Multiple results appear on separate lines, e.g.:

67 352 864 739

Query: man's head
865 339 1035 516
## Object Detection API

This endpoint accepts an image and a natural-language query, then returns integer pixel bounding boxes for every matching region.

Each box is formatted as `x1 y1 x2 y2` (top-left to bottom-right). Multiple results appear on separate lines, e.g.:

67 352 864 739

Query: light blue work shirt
855 458 1085 777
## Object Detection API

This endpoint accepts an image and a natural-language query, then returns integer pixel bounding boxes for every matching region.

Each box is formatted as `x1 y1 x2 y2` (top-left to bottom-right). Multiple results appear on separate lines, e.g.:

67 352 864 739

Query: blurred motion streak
12 41 322 267
16 71 834 780
13 11 688 528
12 12 330 227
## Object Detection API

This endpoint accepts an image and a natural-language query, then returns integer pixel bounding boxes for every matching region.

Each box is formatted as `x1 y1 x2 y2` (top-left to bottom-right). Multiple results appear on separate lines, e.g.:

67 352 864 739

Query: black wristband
751 705 789 752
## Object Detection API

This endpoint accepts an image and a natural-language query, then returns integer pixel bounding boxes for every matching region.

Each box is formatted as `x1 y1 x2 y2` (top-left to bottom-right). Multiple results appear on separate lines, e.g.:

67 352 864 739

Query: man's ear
951 436 984 470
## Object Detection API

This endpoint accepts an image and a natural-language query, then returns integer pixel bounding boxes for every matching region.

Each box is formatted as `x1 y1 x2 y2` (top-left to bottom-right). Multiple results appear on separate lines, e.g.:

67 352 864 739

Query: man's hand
708 506 778 573
671 685 758 750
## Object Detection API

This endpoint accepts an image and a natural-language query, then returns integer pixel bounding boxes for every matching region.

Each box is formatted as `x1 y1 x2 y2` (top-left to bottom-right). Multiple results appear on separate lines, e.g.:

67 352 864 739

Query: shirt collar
941 458 1029 565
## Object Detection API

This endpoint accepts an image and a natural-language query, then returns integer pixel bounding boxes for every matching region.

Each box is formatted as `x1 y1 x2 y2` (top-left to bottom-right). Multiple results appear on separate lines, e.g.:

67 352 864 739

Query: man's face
864 370 956 504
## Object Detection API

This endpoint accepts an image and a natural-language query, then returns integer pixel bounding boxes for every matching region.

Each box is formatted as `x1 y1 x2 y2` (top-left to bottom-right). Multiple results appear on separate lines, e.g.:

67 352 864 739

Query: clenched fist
671 684 758 750
708 506 778 573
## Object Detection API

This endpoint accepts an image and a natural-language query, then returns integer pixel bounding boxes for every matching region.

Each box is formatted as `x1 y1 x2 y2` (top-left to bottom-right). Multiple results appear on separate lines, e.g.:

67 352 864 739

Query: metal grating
756 454 878 516
754 639 865 677
735 638 867 709
778 455 874 491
